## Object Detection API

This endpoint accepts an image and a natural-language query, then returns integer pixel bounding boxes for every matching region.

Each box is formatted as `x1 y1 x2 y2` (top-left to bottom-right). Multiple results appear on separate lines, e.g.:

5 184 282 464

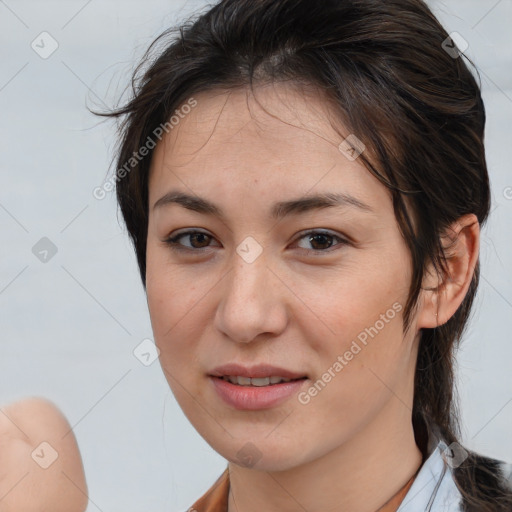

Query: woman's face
146 84 425 471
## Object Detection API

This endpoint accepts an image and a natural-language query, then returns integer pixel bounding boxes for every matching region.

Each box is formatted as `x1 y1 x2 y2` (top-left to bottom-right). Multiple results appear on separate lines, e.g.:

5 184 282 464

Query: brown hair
95 0 511 509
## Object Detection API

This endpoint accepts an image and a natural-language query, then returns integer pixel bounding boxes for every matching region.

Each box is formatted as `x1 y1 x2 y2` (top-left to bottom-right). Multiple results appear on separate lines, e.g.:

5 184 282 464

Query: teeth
222 375 294 386
251 377 270 387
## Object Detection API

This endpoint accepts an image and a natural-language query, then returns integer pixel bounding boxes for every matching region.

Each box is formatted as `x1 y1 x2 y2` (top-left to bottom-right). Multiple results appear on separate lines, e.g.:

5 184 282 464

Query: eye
163 230 218 252
293 230 349 253
163 229 349 254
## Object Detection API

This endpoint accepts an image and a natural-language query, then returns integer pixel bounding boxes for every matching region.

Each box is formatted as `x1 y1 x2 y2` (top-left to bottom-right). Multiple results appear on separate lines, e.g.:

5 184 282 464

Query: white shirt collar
398 425 463 512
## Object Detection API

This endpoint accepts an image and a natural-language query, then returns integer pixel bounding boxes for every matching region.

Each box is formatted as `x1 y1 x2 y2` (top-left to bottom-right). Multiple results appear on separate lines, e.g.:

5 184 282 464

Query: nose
214 251 289 344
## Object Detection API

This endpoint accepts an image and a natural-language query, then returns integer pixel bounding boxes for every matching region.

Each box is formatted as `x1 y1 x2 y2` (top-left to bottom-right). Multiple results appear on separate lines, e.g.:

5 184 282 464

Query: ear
417 213 480 328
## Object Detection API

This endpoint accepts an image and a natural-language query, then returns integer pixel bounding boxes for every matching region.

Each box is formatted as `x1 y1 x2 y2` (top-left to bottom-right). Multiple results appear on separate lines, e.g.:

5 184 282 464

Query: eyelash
163 229 349 255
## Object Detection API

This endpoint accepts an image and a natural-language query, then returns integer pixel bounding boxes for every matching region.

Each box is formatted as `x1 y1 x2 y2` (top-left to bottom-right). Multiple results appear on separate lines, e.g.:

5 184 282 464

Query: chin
213 436 312 472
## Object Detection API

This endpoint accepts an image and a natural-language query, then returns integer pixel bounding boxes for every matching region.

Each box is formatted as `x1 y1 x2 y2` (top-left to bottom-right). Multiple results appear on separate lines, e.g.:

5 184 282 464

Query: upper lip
209 363 307 380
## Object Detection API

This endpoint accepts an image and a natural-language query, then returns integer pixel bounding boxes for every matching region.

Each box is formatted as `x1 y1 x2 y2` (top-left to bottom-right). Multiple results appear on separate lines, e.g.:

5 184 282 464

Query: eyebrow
152 190 373 220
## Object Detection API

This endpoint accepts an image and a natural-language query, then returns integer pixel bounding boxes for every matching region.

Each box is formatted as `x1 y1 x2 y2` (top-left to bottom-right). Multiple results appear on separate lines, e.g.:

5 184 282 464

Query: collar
397 423 463 511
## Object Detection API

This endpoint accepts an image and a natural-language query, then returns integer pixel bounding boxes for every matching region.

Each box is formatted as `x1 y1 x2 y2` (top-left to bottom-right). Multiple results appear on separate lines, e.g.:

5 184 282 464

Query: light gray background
0 1 511 511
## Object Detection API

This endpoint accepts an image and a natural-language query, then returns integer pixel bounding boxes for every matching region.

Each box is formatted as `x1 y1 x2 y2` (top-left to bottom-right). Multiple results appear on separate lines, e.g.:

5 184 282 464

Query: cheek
145 246 196 369
290 256 409 355
290 261 412 419
296 316 410 436
145 243 219 406
146 243 196 333
146 270 202 407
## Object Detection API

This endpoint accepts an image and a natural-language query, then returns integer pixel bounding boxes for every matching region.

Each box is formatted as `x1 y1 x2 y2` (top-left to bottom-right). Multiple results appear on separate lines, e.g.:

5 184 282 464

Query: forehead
152 84 340 162
148 84 388 212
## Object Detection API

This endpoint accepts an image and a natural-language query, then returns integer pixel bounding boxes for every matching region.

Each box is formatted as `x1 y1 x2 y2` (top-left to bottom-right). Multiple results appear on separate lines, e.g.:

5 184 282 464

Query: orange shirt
188 467 417 512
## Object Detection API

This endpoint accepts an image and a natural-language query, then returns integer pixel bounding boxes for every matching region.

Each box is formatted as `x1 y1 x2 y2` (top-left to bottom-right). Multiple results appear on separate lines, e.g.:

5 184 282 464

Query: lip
210 376 307 410
209 363 306 380
208 363 308 410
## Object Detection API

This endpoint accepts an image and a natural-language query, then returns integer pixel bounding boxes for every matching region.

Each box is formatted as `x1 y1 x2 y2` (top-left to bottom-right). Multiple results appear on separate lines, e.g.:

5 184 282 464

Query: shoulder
0 397 88 512
188 468 230 512
403 433 512 512
423 425 512 510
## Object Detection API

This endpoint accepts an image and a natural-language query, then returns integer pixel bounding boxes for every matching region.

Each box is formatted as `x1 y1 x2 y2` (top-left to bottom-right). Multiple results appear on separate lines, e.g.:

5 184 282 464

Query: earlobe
417 214 480 329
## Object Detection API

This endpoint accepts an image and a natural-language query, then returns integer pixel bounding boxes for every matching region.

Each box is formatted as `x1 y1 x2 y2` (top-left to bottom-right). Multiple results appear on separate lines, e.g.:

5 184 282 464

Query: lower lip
210 376 307 410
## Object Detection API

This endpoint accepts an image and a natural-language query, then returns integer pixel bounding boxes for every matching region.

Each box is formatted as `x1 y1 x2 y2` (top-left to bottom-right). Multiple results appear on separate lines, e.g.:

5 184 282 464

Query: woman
98 0 512 510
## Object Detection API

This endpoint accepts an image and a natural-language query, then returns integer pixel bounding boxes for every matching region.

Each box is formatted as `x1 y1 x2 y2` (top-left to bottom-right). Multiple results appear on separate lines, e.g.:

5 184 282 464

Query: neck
227 398 423 512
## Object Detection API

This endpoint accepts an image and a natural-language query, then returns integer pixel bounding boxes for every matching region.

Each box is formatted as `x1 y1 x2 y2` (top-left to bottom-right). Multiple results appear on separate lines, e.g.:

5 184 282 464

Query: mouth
208 364 309 410
216 375 307 387
209 363 307 382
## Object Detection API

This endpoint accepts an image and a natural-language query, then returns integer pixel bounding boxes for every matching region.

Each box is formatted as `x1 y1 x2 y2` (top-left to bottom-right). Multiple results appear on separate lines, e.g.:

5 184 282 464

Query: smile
210 376 308 410
220 376 303 386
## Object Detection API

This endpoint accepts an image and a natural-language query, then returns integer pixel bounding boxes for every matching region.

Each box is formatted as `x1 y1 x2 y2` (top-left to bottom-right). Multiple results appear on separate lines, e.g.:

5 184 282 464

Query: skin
146 83 479 512
0 398 88 512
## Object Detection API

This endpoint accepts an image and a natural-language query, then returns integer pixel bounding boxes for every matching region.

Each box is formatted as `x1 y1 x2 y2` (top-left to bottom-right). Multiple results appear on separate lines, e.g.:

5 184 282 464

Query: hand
0 397 88 512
